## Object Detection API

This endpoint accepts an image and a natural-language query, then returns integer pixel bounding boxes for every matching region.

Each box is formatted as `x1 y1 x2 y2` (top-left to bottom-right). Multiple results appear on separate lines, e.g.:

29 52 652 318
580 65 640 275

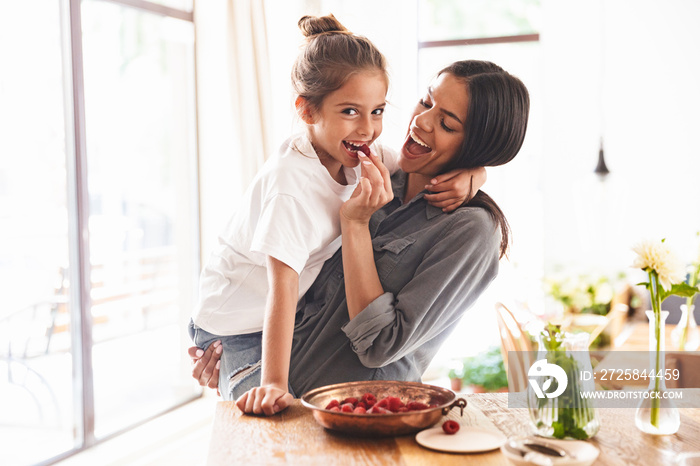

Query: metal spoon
504 441 554 466
524 441 569 458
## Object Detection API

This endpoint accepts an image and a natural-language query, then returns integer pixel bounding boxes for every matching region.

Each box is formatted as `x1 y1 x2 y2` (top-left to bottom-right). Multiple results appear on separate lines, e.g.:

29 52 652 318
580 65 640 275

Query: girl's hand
424 166 487 212
340 151 393 224
189 342 222 396
236 385 294 416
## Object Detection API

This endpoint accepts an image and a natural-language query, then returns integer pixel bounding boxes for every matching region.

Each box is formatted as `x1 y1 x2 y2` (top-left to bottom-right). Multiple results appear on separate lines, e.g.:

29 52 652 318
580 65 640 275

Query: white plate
500 437 600 466
415 425 507 453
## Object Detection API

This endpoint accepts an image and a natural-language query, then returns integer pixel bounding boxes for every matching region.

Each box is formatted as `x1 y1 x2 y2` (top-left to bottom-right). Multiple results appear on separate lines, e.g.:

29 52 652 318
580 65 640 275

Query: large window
0 1 198 464
0 3 73 464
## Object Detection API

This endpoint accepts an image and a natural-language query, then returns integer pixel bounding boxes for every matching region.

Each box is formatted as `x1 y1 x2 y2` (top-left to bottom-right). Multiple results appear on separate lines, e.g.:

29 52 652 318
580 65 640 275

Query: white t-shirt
192 134 398 335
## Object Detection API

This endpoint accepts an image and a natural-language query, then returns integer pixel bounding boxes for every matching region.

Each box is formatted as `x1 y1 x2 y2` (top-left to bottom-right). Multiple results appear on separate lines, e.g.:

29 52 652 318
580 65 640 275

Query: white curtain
225 0 272 174
195 0 272 259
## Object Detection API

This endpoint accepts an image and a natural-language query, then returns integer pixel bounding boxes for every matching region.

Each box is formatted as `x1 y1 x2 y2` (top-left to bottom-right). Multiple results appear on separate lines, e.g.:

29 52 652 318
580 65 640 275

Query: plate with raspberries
300 380 467 437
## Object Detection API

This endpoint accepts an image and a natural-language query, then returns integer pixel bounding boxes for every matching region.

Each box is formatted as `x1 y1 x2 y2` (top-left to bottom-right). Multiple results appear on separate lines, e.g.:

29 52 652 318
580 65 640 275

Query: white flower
632 239 686 291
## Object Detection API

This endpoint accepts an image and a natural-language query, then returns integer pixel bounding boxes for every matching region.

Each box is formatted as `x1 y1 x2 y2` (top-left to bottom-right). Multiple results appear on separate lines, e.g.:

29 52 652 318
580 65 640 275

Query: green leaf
570 427 589 440
552 422 565 439
672 282 699 296
660 282 700 301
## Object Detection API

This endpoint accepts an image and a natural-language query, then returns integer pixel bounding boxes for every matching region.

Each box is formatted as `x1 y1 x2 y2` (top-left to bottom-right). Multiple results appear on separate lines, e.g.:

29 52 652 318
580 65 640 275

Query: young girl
189 14 484 414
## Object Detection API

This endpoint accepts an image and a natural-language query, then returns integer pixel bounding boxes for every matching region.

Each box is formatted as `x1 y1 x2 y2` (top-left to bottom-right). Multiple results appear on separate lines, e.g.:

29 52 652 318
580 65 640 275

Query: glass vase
527 332 600 439
635 310 680 435
671 304 699 351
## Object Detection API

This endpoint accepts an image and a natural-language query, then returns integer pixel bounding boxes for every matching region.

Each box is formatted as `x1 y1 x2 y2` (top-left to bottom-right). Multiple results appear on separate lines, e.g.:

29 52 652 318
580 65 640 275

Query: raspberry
360 393 377 404
369 405 388 414
326 391 438 415
375 398 389 409
442 420 460 435
406 401 429 411
386 396 404 412
325 399 340 410
361 393 377 405
359 144 371 156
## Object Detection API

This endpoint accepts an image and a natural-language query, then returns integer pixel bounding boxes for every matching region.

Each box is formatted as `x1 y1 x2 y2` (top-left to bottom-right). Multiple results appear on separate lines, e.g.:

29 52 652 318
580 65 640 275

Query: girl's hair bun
298 14 349 38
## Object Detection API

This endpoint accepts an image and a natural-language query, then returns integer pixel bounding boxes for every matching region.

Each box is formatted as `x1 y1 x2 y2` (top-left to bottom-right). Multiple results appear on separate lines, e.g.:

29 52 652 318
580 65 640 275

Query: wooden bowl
300 380 466 437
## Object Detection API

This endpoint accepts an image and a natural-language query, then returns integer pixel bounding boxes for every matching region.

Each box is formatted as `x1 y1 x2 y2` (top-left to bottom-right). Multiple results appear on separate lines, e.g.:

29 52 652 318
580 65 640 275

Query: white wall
541 0 700 278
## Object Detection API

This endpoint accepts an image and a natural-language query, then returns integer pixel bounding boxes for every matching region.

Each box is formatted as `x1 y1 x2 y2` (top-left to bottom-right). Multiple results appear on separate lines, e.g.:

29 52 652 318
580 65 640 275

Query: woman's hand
189 342 222 396
340 151 393 225
236 384 294 416
424 166 487 212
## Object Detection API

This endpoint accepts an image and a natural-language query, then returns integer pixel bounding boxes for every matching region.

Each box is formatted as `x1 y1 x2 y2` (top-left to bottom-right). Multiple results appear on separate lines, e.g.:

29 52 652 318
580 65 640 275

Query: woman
192 60 529 415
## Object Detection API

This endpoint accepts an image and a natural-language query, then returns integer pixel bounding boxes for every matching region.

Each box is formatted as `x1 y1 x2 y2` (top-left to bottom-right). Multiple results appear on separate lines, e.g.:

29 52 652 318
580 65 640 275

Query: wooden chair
495 302 535 392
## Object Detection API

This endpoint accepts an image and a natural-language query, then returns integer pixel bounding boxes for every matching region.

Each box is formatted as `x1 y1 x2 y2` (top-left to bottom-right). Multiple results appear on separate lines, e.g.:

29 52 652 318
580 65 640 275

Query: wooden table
206 393 700 465
611 321 674 351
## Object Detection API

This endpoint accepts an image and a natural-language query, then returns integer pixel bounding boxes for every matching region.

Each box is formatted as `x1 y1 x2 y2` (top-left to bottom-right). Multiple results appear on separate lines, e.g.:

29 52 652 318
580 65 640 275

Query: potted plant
459 346 509 393
447 366 464 392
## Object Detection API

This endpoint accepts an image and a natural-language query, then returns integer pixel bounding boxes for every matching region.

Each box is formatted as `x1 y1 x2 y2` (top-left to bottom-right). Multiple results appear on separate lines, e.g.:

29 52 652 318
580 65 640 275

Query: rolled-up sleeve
341 292 395 355
342 208 500 369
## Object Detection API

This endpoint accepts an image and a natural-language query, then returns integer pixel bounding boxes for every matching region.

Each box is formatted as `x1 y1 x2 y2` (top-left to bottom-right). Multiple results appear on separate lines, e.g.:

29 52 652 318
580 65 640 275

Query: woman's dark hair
438 60 530 258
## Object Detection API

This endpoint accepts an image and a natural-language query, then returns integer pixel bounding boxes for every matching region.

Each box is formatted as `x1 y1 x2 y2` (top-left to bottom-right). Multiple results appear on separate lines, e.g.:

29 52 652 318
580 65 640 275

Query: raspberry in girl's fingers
359 144 371 156
442 420 460 435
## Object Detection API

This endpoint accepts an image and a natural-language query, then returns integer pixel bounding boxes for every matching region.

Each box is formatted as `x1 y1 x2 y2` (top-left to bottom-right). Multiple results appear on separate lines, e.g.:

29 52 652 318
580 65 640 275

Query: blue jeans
188 320 296 401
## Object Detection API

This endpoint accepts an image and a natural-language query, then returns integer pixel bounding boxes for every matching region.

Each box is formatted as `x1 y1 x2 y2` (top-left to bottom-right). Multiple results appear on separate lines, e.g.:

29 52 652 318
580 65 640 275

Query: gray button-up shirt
289 170 501 396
